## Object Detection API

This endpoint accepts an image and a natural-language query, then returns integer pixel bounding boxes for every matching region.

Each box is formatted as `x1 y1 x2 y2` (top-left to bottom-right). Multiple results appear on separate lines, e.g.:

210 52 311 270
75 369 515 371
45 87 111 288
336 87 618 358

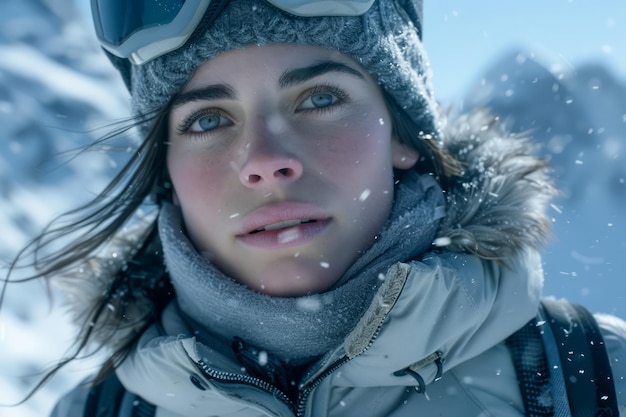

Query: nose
238 139 303 189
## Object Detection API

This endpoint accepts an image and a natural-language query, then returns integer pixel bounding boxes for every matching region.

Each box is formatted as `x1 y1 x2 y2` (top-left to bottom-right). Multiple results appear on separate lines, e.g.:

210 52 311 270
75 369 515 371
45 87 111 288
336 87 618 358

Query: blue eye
189 113 230 133
312 93 336 108
299 92 339 109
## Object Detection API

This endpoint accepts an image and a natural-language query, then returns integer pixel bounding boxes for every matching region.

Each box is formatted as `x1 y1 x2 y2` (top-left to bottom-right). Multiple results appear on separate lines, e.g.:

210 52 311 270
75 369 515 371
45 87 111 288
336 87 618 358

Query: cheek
314 121 395 181
166 147 225 206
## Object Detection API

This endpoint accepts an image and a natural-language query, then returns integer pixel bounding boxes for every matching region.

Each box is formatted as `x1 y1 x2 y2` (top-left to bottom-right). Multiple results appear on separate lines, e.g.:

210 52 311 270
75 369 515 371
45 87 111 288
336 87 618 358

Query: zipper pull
393 351 445 396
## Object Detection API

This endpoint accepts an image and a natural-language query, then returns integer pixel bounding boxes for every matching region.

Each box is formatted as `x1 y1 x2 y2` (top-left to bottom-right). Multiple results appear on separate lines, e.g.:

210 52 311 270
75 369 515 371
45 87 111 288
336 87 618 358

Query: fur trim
55 215 157 351
438 110 557 261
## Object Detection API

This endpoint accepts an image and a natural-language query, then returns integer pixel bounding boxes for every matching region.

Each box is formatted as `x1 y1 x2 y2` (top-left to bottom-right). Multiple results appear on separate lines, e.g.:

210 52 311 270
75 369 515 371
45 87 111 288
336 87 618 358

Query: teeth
264 219 303 231
253 219 315 233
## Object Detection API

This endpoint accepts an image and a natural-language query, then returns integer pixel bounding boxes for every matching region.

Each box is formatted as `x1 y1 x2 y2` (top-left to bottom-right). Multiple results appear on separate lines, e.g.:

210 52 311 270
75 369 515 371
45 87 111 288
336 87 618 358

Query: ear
391 137 419 170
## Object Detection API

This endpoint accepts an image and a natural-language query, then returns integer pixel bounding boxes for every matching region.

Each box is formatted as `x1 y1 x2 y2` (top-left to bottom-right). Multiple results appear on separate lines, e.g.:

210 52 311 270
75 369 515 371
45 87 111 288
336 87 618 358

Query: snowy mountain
0 0 130 254
0 3 624 417
1 1 129 416
463 49 626 318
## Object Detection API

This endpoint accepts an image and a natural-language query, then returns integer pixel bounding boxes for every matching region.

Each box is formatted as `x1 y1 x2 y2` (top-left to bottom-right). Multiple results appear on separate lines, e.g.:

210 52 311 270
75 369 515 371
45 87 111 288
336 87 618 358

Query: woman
9 1 625 415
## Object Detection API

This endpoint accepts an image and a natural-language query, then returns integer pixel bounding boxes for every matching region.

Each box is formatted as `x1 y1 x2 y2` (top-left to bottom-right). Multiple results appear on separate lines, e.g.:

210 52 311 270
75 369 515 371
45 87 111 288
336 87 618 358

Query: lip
236 202 332 249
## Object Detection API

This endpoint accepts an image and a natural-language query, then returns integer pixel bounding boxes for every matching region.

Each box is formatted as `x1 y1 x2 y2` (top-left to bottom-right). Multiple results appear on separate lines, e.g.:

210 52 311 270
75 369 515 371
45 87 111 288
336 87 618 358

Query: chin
248 260 342 297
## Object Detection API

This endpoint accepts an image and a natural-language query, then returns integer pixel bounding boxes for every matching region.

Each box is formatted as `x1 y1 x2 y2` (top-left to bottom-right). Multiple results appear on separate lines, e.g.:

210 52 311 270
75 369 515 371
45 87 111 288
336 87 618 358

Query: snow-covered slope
0 1 129 416
0 0 130 252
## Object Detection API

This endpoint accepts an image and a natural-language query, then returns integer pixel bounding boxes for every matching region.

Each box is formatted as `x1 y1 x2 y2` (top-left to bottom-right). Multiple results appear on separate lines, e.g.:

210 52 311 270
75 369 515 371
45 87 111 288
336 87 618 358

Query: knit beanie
127 0 439 137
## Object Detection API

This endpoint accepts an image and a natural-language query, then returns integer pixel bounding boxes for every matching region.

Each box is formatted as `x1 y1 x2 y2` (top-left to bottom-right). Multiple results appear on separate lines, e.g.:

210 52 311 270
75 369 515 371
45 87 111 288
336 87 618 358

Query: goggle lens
93 0 186 45
91 0 375 64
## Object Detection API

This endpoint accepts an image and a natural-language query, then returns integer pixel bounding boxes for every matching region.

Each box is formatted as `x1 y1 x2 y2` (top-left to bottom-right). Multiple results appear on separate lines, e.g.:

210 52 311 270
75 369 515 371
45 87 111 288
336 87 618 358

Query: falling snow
358 189 371 202
433 237 452 247
1 2 625 417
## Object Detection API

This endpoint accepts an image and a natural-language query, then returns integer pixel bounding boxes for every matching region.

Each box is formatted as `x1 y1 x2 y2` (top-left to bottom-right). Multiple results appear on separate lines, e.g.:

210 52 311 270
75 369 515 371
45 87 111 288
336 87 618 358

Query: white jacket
52 112 626 416
114 250 543 416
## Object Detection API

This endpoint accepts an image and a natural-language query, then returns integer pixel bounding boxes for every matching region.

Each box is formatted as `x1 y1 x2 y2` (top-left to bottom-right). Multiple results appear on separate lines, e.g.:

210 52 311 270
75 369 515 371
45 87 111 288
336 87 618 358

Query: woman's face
167 44 417 296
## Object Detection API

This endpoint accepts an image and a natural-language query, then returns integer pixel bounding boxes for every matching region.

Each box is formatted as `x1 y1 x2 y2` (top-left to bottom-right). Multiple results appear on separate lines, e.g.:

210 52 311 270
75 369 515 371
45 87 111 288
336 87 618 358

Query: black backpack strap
507 299 619 417
540 299 619 417
84 373 156 417
506 317 554 417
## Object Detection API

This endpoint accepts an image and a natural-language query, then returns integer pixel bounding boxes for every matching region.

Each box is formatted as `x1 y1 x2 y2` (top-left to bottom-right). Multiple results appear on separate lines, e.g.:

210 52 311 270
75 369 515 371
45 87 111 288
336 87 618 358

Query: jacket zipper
295 356 349 417
295 305 395 416
193 314 390 417
194 358 297 414
193 325 385 417
191 268 409 416
295 267 410 416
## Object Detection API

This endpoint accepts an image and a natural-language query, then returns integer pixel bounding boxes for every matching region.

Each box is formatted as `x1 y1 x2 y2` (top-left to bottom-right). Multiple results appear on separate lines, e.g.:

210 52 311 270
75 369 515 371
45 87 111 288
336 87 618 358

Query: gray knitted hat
130 0 439 136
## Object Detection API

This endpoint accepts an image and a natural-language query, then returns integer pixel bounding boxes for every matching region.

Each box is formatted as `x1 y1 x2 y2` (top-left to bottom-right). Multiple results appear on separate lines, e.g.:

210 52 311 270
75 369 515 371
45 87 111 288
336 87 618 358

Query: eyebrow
171 61 365 108
279 61 365 88
172 84 236 108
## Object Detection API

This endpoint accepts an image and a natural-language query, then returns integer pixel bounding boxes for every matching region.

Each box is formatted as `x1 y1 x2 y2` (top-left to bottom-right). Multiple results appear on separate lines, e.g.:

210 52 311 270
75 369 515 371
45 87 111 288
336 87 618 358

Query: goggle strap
104 48 132 91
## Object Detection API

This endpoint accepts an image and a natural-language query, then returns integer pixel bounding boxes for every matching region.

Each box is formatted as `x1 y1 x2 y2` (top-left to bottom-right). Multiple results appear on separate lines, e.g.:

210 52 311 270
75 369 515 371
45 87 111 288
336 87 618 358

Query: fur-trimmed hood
56 110 557 351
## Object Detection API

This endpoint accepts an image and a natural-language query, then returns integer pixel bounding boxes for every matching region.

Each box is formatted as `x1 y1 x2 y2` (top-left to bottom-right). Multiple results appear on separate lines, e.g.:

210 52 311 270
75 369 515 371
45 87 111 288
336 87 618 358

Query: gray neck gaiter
159 172 444 362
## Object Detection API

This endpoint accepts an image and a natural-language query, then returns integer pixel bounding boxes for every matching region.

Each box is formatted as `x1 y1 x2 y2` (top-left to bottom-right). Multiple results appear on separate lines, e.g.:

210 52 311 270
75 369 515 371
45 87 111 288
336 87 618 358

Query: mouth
237 218 331 249
249 219 318 234
236 202 332 249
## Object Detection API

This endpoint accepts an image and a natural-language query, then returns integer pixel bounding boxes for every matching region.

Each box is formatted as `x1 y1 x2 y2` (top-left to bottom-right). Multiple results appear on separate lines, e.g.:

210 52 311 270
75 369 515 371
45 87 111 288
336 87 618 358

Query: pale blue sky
423 1 626 101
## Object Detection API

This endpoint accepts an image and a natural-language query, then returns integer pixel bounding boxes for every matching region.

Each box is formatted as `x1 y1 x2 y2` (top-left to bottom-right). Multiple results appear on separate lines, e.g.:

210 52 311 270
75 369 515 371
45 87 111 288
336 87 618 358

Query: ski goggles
91 0 376 65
